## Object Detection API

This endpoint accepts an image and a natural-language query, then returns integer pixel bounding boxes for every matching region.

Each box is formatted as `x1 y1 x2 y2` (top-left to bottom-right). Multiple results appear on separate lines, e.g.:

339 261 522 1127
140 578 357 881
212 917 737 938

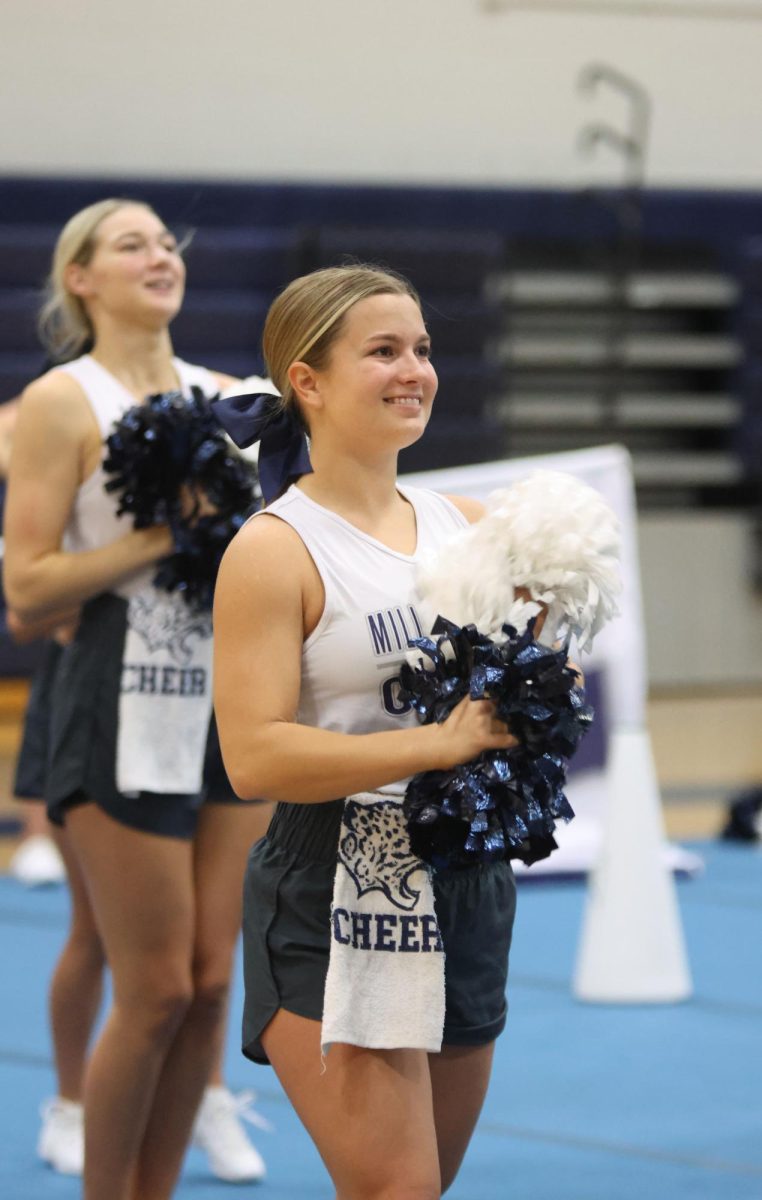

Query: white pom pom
415 471 621 649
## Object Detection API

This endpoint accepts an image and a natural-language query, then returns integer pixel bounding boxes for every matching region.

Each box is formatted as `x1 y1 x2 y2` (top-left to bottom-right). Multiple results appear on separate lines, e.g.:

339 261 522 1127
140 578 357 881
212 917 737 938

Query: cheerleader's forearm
219 695 516 805
3 526 173 622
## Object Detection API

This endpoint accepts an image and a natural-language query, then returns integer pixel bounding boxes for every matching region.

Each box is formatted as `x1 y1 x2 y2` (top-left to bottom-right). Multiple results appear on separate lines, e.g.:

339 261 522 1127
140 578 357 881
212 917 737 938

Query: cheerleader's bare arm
213 513 518 806
3 373 173 621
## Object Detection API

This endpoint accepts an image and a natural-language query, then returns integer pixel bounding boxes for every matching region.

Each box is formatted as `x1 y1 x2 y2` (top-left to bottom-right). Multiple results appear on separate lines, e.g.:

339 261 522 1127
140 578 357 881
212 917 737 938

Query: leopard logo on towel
338 800 426 912
127 591 212 666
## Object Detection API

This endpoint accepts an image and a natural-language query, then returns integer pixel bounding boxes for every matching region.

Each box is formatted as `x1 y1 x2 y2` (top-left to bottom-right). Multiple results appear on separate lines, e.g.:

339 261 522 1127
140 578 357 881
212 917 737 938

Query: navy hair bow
211 392 312 504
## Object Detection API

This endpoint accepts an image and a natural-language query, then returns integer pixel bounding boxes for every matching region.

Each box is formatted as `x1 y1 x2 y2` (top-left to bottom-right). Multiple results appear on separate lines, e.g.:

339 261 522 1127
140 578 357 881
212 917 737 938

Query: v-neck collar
290 483 420 562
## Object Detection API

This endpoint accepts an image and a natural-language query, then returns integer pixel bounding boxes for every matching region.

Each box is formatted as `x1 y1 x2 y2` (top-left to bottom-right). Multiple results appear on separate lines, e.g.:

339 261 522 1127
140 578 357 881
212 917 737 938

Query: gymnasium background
3 0 762 686
0 3 760 1197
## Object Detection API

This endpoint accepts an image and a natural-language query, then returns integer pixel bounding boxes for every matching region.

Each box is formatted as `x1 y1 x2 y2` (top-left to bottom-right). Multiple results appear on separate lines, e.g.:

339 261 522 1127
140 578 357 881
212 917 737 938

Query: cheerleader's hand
568 659 584 687
179 483 218 523
436 694 518 770
52 613 81 646
516 586 548 639
132 523 175 562
5 605 80 646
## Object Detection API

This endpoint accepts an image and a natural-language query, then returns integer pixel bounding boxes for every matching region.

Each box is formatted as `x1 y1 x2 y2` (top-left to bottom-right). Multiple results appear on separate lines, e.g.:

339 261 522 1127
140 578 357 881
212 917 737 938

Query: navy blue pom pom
399 617 593 870
103 387 261 611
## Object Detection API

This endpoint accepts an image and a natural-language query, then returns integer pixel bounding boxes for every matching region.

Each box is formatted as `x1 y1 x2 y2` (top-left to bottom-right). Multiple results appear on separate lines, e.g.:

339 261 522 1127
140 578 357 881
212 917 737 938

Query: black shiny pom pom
103 387 261 611
399 617 593 870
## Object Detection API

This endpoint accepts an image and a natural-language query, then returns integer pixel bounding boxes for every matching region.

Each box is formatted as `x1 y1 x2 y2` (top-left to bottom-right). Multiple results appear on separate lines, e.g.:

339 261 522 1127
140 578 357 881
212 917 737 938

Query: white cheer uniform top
55 354 219 597
263 483 468 795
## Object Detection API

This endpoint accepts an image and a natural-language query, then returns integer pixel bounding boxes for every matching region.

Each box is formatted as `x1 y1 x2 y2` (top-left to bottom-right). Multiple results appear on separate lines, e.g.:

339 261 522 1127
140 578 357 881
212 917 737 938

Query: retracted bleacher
1 176 762 674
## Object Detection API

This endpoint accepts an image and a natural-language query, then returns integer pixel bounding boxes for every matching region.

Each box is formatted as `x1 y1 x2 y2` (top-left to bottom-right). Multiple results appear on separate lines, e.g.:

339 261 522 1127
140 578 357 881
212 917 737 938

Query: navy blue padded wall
0 225 58 288
182 227 303 291
4 176 762 259
422 297 501 357
312 227 505 291
398 412 505 474
0 354 46 401
431 357 501 417
171 290 271 356
0 292 41 351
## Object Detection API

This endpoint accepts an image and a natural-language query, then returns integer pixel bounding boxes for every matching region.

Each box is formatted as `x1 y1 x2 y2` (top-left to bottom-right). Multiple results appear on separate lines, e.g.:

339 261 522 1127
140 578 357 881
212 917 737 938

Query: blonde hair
38 198 155 360
263 264 421 419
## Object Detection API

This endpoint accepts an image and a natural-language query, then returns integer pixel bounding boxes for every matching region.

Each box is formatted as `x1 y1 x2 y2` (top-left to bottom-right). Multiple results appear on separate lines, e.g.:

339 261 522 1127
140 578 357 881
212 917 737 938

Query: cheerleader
1 393 66 888
3 199 270 1198
213 265 534 1199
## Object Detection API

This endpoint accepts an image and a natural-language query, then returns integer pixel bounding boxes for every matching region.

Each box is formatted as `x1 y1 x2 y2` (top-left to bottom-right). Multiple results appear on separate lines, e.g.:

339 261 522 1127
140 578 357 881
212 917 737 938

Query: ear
63 261 92 299
287 361 323 417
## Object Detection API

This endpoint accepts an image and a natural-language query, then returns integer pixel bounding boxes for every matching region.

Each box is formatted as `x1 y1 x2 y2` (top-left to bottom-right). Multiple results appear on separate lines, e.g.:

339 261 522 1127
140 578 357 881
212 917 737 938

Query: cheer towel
116 584 214 795
321 793 445 1054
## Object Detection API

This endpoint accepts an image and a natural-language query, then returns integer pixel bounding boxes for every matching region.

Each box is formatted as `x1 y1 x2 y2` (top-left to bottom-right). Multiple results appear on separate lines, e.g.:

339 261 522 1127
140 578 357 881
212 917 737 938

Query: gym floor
1 681 760 1199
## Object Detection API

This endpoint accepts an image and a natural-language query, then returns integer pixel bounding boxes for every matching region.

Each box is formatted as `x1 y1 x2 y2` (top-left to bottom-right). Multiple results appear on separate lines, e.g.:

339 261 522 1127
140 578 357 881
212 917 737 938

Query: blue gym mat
0 840 759 1200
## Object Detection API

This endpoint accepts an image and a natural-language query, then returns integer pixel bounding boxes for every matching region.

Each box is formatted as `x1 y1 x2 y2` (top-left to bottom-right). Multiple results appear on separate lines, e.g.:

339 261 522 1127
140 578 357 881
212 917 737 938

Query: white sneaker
9 836 66 887
37 1097 84 1176
193 1086 270 1183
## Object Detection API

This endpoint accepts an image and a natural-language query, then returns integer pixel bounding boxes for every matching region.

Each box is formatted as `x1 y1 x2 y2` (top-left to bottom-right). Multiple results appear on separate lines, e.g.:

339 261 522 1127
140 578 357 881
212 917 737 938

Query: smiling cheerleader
212 263 609 1200
3 199 270 1197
